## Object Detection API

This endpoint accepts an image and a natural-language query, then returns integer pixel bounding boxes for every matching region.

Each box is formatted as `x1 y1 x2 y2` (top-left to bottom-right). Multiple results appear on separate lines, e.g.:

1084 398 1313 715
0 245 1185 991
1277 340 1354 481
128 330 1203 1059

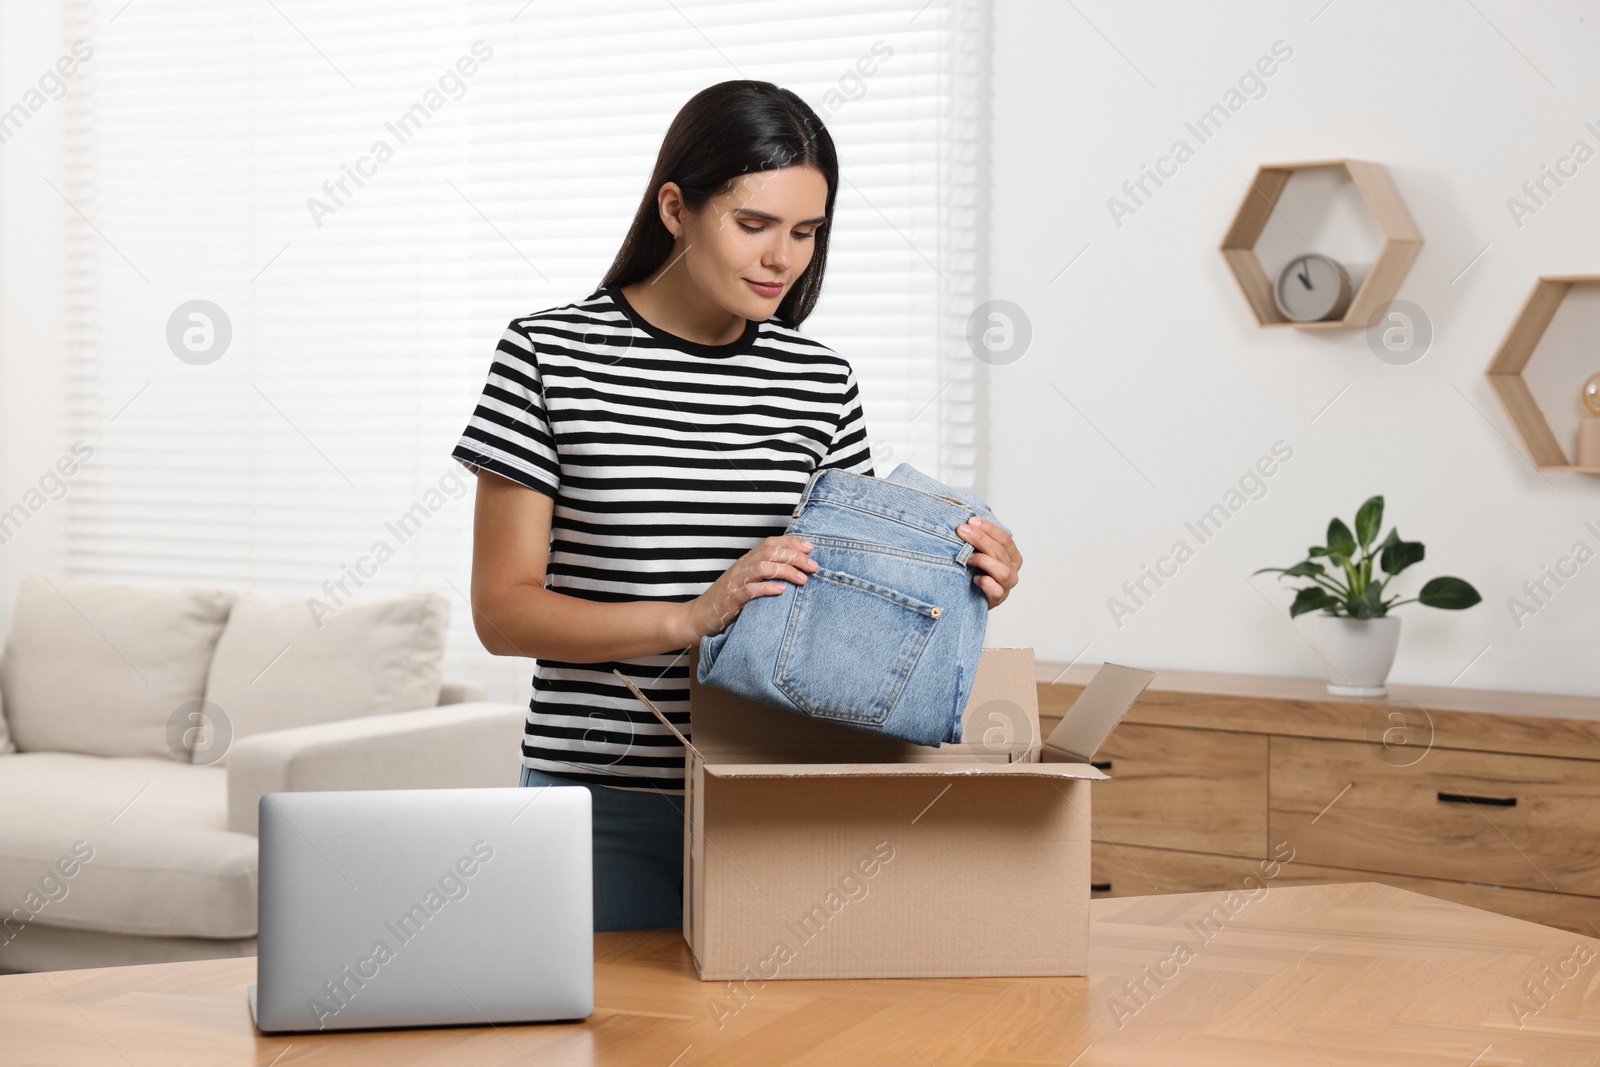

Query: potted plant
1252 495 1481 696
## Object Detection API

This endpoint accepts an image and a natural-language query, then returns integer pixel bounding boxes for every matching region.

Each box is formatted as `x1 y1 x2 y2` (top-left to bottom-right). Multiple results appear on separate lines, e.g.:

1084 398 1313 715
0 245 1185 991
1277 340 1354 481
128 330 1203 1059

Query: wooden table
3 883 1597 1065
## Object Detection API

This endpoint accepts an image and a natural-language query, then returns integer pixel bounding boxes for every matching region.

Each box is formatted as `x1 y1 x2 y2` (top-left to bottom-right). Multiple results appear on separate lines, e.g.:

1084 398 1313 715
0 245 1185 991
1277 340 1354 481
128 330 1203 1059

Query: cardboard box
613 646 1153 981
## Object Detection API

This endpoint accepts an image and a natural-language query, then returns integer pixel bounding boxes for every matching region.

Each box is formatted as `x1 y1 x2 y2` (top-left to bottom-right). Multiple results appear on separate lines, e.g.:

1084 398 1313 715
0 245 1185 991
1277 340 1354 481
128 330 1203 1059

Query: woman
450 80 1022 931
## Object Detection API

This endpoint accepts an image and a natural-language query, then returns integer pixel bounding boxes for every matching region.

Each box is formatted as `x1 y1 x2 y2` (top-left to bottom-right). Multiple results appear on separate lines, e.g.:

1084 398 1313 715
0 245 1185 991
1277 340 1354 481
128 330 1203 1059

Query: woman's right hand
681 535 818 641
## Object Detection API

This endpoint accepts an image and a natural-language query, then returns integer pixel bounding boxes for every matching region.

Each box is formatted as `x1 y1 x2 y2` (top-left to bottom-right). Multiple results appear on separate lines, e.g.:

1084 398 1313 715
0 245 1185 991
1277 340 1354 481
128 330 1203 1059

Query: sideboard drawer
1092 724 1266 858
1271 737 1600 896
1090 842 1289 898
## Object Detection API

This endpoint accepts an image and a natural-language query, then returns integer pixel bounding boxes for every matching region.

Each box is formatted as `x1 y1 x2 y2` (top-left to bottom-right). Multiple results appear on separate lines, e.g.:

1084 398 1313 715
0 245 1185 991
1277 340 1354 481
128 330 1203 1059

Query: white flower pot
1316 615 1401 697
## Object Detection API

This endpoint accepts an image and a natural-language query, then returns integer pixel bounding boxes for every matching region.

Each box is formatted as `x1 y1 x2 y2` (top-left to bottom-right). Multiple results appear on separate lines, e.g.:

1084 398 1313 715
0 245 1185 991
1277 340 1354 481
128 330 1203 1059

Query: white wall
4 1 1597 698
983 0 1600 695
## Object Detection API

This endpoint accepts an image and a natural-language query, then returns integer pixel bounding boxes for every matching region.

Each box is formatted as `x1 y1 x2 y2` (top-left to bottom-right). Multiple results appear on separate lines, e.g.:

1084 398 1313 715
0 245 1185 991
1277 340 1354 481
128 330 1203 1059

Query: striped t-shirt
450 282 874 794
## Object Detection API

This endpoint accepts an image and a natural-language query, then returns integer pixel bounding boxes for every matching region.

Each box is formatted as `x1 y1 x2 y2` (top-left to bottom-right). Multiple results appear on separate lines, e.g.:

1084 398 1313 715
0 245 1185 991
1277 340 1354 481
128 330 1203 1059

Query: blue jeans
517 766 684 932
697 462 1010 746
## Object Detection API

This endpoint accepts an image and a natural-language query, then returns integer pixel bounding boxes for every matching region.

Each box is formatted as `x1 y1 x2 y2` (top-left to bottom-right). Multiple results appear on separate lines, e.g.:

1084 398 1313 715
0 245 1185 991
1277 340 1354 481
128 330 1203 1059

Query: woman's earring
672 230 679 240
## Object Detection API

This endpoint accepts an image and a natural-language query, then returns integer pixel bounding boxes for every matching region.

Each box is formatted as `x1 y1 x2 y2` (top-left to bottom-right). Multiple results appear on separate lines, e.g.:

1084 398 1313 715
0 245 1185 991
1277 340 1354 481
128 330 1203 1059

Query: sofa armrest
438 677 489 705
227 701 525 836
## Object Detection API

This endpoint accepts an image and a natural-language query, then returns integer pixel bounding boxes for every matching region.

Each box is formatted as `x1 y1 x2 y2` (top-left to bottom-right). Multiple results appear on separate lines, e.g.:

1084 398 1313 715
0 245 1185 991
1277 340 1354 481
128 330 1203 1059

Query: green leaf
1326 518 1355 558
1418 576 1482 610
1347 582 1386 619
1374 527 1400 553
1280 561 1326 579
1380 539 1425 576
1289 586 1336 618
1251 563 1315 577
1354 496 1383 550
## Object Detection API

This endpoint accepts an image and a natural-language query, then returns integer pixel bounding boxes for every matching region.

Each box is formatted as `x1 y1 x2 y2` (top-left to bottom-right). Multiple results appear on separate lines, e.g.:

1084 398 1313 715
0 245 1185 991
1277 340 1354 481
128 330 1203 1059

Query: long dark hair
598 80 839 328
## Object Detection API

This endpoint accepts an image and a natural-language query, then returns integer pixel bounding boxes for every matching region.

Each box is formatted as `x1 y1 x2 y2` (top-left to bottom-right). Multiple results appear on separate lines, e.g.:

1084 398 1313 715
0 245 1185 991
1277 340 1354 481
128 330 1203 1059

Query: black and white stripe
451 283 874 793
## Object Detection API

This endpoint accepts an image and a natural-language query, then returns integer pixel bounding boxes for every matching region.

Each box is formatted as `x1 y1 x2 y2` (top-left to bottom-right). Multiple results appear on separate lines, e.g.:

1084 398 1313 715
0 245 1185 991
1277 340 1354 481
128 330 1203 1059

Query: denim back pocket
773 563 942 726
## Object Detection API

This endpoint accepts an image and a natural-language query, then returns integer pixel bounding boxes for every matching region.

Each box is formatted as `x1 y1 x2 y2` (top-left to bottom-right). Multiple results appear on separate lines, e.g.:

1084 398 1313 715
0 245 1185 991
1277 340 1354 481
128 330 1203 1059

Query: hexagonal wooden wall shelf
1220 159 1423 329
1486 274 1600 474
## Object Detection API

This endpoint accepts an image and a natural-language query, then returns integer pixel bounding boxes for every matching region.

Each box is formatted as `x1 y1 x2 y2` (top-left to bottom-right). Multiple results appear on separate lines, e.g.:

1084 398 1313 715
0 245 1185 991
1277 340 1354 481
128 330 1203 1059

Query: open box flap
679 645 1041 760
612 669 702 757
1041 662 1156 763
616 646 1044 764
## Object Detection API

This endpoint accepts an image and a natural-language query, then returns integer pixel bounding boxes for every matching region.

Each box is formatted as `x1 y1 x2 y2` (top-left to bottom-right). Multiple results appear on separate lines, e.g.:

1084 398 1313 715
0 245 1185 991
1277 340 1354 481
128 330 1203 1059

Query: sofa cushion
0 923 257 973
201 590 448 764
0 574 234 760
0 752 257 940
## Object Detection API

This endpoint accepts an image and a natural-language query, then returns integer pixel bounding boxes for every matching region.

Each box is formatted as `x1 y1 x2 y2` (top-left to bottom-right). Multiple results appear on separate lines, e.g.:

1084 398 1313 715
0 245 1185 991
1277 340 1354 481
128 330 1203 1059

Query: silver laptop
249 786 592 1033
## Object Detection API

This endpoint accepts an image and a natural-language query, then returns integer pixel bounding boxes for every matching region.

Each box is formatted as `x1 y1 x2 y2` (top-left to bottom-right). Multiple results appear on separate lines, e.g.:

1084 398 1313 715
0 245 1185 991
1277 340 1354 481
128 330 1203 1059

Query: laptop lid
251 786 592 1033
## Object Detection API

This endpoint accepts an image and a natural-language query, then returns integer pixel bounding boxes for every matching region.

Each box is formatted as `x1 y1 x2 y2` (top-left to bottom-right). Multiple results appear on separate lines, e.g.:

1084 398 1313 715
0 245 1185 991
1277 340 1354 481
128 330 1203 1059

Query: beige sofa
0 574 524 973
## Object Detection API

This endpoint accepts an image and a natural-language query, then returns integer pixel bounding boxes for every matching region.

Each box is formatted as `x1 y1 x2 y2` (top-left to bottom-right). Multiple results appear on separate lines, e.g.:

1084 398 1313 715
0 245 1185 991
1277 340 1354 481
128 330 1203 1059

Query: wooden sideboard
1036 662 1600 935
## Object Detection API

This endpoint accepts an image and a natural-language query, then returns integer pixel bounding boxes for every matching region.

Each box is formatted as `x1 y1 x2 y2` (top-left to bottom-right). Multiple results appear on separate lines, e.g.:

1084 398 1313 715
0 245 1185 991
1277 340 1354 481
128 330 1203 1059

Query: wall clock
1274 253 1353 323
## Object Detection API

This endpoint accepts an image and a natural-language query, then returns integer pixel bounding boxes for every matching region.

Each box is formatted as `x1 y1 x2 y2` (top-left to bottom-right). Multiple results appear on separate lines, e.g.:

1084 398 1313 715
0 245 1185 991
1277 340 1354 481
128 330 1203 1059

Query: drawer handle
1090 760 1112 771
1091 882 1112 893
1437 791 1517 808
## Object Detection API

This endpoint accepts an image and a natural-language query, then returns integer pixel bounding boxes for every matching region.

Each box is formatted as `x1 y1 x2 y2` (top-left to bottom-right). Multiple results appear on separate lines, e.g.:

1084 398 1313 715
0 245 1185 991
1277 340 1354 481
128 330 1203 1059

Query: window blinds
59 0 985 699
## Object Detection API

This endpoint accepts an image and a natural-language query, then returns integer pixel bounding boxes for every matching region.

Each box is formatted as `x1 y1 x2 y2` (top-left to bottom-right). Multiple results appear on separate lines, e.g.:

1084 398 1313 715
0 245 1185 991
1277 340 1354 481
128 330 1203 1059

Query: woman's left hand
957 516 1021 610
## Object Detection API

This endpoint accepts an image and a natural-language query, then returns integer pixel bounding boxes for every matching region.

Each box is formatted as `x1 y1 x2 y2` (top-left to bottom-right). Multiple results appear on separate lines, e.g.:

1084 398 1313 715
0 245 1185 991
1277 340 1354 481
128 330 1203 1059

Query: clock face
1274 254 1351 322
